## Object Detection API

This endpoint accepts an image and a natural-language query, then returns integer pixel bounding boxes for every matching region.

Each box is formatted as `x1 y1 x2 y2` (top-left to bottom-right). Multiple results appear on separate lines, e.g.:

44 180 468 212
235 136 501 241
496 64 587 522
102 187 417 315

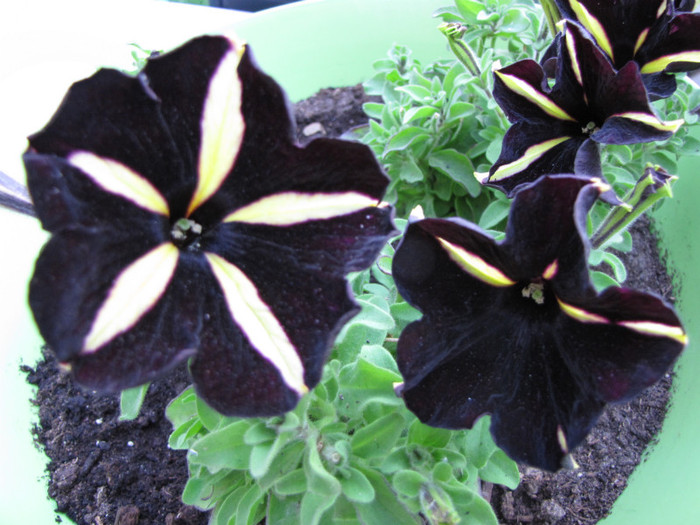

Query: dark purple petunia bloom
392 175 686 471
24 35 395 417
485 22 682 197
555 0 700 98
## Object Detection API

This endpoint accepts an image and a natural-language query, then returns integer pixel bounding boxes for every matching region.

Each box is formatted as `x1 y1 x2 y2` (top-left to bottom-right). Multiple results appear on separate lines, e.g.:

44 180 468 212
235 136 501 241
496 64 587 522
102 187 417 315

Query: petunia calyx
24 35 395 417
392 175 686 471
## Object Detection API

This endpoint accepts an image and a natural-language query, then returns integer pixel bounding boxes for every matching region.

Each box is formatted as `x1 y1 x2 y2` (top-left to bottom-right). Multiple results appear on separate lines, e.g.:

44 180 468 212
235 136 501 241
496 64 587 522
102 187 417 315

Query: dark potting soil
24 85 677 525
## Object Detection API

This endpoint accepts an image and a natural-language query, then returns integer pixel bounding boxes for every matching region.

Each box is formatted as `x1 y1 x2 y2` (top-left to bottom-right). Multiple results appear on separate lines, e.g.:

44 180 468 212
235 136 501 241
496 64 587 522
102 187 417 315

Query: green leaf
258 440 305 491
359 344 399 374
196 394 226 432
454 0 485 22
478 198 511 230
305 435 342 497
363 102 384 119
602 251 628 283
274 468 308 496
236 483 265 525
340 467 376 503
243 421 276 445
354 468 422 525
403 105 439 124
118 383 149 421
445 101 475 123
169 418 203 450
301 490 338 525
337 358 403 417
407 419 452 448
351 412 405 459
165 386 198 428
182 470 245 509
428 149 480 197
390 301 422 333
499 8 531 34
250 431 294 479
379 448 411 474
267 493 302 525
392 470 428 498
398 157 425 183
189 420 254 472
454 491 499 525
462 416 497 469
210 485 248 525
479 449 520 490
396 84 433 103
385 127 431 153
591 270 620 291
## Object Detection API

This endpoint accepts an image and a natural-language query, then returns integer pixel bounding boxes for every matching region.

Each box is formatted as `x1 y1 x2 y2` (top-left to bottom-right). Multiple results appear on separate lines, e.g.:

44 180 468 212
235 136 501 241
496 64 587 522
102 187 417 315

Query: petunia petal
25 68 189 211
486 122 585 195
187 40 246 216
67 151 170 216
190 244 361 416
638 13 700 73
205 252 307 397
83 243 179 353
66 253 208 391
224 191 381 226
29 228 172 362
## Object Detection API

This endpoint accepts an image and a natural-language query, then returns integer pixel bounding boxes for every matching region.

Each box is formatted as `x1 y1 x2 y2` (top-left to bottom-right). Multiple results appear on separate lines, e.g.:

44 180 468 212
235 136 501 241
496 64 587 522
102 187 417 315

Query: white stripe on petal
83 242 179 353
224 191 379 225
68 151 169 216
188 43 246 216
205 252 308 396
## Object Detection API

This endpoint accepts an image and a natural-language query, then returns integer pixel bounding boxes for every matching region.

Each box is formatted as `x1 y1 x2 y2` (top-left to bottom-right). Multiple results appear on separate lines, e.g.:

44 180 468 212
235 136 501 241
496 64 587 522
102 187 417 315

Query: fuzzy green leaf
118 383 149 421
428 149 480 197
274 468 308 496
165 386 198 428
340 467 376 503
351 412 405 458
385 127 431 153
250 431 295 479
462 416 497 469
479 449 520 490
392 470 429 498
243 421 277 445
398 157 425 183
354 468 422 525
189 420 254 472
407 419 452 448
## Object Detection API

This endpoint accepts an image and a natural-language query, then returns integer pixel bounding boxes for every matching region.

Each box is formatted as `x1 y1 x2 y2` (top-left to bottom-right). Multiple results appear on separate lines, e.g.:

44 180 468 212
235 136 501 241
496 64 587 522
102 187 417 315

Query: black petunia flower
24 35 395 417
555 0 700 98
392 175 686 471
485 22 682 196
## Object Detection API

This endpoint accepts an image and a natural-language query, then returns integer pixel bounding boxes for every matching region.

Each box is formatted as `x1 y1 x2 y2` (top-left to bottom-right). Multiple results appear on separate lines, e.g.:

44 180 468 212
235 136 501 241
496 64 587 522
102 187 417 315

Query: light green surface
3 0 698 522
233 0 451 101
599 131 700 524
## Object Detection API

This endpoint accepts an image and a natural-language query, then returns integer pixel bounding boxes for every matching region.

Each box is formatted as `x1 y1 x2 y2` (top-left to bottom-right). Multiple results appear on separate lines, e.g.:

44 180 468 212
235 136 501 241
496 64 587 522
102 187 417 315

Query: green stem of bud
438 22 481 77
591 165 676 249
539 0 562 38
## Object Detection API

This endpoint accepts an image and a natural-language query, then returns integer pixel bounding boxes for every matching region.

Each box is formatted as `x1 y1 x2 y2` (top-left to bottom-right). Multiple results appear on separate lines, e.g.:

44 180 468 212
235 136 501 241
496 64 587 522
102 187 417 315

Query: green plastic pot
2 0 698 523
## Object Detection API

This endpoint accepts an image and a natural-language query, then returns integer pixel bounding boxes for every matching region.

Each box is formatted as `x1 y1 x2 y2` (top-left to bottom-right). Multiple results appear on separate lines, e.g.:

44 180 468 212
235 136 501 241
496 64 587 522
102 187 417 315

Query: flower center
170 218 203 251
582 121 598 135
522 280 545 305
